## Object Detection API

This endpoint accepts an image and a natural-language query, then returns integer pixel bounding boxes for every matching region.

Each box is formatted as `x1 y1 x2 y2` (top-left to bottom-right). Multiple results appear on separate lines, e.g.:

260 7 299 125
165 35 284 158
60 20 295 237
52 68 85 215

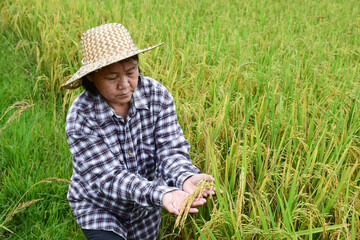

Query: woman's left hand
182 174 216 198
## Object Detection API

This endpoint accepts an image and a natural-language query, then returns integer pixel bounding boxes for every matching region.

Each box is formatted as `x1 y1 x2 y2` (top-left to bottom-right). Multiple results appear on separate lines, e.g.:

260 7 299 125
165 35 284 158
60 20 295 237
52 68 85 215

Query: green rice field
0 0 359 239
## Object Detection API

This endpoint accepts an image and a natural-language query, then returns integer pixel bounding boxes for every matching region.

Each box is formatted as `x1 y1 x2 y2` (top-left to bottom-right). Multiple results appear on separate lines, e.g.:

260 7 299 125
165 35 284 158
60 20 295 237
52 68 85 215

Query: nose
116 75 130 90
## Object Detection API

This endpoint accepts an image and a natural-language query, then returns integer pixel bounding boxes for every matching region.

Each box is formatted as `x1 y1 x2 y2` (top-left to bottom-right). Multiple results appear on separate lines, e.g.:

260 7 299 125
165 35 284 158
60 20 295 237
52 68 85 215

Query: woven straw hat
60 23 163 89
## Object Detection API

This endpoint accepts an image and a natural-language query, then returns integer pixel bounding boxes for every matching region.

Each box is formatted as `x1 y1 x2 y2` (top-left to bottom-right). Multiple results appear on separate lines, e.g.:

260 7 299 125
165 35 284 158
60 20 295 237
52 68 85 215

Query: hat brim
60 42 164 89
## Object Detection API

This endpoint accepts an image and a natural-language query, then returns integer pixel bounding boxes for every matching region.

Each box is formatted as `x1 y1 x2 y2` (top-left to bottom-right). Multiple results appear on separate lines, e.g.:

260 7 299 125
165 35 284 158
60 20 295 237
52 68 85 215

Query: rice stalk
0 177 70 235
199 209 228 240
1 198 44 225
0 101 34 134
1 0 359 238
174 178 215 232
46 177 72 184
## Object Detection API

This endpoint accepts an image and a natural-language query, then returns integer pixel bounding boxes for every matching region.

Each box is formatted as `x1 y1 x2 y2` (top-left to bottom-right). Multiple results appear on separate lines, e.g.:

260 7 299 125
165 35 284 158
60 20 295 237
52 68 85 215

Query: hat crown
81 23 138 65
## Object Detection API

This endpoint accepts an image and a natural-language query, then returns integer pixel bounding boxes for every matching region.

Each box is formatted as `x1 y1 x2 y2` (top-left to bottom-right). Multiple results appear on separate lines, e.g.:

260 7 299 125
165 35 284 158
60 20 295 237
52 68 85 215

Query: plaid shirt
66 76 200 239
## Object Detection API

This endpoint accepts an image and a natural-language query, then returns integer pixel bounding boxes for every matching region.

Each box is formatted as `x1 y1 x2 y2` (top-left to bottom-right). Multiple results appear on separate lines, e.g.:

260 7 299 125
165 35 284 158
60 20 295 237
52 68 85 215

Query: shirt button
128 151 132 156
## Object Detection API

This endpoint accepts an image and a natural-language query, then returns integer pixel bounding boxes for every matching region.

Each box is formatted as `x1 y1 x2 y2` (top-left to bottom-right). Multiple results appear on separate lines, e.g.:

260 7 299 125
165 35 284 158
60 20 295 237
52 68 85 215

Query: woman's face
87 59 139 108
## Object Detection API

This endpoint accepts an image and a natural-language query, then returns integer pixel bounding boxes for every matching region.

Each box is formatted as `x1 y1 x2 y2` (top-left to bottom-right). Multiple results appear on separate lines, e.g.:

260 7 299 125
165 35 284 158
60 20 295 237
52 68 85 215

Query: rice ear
174 178 215 233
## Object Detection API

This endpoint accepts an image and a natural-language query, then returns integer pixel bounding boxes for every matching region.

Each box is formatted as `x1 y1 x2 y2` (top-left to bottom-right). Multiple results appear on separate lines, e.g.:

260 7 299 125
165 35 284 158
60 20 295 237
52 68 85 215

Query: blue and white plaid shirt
66 76 200 239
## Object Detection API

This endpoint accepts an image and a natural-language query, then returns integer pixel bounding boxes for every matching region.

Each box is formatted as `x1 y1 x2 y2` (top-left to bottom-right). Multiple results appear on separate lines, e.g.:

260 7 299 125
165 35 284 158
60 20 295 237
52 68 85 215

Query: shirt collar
132 78 149 110
93 93 114 123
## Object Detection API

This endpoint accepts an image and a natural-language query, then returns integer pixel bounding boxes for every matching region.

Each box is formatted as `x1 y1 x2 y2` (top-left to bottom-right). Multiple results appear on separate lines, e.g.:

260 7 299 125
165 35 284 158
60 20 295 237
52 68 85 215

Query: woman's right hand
162 190 206 215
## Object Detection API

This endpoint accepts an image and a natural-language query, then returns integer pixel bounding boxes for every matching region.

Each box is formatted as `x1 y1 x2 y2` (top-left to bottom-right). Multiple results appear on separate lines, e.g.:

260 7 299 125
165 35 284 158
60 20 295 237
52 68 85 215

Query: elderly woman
61 23 215 240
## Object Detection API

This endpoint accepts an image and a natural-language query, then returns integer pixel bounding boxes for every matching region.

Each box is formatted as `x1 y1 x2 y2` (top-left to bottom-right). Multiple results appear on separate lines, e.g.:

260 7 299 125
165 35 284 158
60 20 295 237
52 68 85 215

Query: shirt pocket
136 142 156 180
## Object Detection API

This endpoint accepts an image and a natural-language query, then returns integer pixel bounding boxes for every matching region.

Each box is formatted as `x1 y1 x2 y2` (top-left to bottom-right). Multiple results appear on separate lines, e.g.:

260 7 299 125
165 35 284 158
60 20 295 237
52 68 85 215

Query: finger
209 187 218 195
188 207 199 214
202 189 213 197
191 198 206 207
205 175 215 182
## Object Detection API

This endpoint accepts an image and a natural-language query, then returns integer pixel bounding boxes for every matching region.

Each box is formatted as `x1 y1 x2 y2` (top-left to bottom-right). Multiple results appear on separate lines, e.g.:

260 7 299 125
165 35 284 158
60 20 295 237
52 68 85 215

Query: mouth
118 91 131 98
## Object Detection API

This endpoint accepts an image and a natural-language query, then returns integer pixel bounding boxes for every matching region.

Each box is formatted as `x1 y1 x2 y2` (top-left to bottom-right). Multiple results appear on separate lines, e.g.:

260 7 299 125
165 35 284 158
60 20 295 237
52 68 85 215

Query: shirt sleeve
66 110 177 208
154 89 201 189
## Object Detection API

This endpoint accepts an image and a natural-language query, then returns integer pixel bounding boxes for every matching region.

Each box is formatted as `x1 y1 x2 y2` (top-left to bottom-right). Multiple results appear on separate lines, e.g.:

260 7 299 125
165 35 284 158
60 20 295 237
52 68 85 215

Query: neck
109 102 130 120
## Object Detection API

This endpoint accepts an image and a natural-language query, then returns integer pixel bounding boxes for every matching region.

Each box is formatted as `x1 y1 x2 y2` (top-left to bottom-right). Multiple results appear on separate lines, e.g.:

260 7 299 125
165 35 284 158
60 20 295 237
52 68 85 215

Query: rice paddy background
0 0 359 239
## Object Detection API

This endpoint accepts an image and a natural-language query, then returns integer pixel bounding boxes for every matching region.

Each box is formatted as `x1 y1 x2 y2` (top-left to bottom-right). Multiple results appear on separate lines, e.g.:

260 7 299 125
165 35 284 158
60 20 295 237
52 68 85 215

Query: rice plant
1 0 359 239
